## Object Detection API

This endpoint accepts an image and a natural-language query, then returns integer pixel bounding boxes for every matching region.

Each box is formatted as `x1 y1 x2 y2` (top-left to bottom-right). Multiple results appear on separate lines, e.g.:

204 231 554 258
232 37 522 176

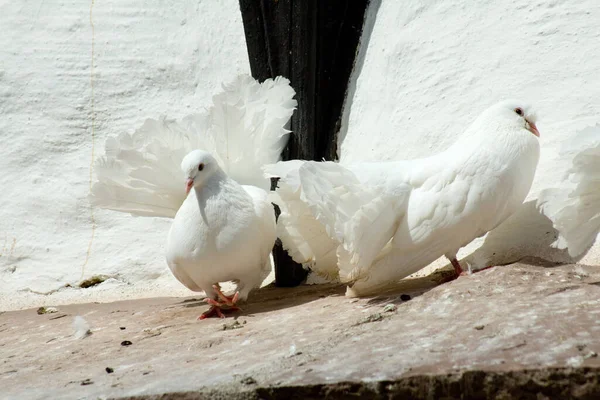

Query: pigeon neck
192 170 229 199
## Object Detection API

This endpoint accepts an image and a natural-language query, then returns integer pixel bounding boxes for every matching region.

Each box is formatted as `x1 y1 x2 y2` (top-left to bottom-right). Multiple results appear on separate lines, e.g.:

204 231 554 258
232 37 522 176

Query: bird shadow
336 0 382 150
176 282 345 318
464 200 591 268
361 267 457 307
174 266 457 319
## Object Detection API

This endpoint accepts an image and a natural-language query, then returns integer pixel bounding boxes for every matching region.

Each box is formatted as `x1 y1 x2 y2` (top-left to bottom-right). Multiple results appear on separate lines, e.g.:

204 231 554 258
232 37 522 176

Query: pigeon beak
525 120 540 137
185 178 194 194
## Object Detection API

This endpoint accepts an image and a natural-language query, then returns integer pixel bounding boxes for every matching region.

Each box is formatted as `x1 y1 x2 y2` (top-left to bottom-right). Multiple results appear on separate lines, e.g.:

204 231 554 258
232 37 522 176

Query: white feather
166 159 276 302
90 75 297 217
265 162 339 279
269 100 541 296
72 316 91 339
538 124 600 257
298 162 409 282
90 75 296 310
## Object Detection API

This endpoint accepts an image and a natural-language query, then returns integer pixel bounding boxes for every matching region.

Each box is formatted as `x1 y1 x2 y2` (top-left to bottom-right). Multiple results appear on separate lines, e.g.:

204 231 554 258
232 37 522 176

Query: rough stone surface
2 263 600 399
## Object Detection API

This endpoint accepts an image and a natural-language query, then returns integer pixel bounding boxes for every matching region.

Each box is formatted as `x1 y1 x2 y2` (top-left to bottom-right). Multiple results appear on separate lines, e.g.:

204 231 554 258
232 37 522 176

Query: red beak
185 178 194 194
526 120 540 137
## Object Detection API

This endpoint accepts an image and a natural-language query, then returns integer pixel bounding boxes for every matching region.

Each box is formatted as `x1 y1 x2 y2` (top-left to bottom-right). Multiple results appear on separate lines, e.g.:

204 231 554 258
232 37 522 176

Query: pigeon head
483 100 540 138
181 150 221 194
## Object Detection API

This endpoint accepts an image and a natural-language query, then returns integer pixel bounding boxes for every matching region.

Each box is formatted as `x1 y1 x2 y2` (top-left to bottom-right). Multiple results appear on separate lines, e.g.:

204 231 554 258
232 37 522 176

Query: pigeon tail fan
205 75 297 190
264 161 339 279
90 74 297 218
297 162 408 283
538 124 600 257
91 117 200 218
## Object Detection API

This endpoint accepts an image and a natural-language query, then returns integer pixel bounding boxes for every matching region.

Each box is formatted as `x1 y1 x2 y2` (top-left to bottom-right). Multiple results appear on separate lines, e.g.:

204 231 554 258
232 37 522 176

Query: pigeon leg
197 299 241 320
205 298 225 307
212 284 240 307
450 258 496 278
204 297 241 310
450 258 464 276
196 284 242 320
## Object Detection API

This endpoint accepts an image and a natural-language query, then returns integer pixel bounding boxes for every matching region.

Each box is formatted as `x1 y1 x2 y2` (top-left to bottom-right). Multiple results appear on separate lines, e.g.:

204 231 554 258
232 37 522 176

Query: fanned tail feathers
90 75 296 217
209 75 297 190
538 124 600 257
265 162 339 279
91 117 203 217
297 162 408 283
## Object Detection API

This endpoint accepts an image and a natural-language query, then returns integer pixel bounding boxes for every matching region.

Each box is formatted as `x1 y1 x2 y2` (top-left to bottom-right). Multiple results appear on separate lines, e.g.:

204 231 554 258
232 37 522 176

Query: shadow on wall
463 200 591 269
337 0 382 153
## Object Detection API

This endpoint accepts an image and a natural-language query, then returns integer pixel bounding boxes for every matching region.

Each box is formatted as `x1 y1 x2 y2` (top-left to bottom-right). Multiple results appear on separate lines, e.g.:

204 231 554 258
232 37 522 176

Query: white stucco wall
0 0 250 310
1 0 598 310
341 0 600 271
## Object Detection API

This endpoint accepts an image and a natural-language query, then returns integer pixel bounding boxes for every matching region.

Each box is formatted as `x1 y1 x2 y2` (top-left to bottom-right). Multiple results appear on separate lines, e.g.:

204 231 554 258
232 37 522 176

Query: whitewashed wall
1 0 598 310
340 0 600 271
0 0 250 310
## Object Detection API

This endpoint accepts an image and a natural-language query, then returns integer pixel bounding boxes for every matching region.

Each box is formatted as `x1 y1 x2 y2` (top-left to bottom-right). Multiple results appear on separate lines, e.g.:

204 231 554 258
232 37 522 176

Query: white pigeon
537 124 600 258
266 100 541 297
91 75 297 318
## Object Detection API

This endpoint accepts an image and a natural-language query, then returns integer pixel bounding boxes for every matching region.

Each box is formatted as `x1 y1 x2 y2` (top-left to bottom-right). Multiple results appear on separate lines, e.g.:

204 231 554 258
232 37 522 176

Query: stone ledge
2 263 600 399
124 367 600 400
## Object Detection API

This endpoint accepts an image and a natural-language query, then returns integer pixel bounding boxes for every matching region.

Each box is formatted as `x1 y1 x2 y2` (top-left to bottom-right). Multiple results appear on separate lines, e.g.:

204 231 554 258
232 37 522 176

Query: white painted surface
341 0 600 273
0 0 250 310
2 0 598 310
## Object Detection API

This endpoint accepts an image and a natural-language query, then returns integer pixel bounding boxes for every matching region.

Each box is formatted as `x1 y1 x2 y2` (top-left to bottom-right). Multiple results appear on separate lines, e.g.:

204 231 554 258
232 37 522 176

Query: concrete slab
2 263 600 399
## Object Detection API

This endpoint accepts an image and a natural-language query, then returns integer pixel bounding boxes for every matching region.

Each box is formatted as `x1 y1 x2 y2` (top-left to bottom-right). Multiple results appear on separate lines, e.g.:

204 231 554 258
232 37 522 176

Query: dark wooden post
239 0 370 286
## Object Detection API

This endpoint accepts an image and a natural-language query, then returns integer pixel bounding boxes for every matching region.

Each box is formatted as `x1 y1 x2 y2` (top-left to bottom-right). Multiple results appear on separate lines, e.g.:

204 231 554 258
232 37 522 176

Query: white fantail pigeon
266 100 541 297
91 75 297 318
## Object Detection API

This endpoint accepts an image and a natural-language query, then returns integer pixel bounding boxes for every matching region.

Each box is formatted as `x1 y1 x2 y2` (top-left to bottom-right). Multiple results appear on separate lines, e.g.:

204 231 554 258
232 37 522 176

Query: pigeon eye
198 163 204 171
514 107 524 116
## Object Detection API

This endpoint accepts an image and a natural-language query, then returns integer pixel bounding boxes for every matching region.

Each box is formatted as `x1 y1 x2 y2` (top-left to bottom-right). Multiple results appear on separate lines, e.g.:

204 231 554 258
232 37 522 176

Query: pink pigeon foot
197 285 241 320
449 258 496 279
197 300 241 320
212 284 240 307
198 305 226 320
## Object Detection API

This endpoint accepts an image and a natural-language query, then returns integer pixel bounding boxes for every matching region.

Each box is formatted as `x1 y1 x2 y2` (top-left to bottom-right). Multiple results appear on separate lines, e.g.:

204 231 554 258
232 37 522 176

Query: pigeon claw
205 298 224 307
198 305 226 320
197 294 242 320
